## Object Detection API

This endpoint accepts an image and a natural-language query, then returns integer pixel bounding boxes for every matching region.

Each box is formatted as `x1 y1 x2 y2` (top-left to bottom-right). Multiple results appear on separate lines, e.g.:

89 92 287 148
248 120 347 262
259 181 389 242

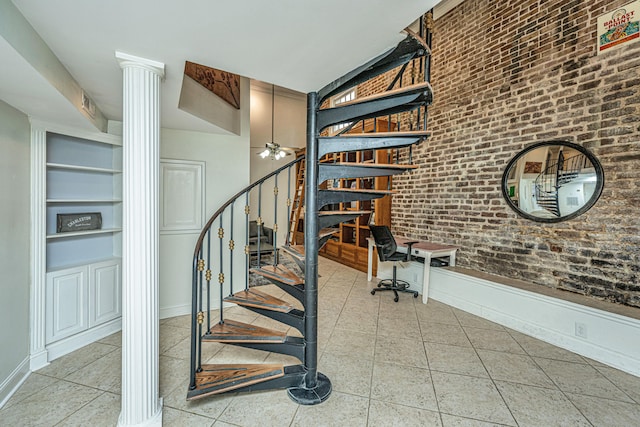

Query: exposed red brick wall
392 0 640 307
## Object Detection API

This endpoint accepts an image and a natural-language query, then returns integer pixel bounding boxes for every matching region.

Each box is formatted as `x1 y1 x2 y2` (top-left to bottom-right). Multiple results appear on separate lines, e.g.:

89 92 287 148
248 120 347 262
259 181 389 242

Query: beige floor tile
375 335 428 369
440 413 512 426
0 373 58 409
37 342 118 379
0 380 102 426
368 400 442 427
164 379 235 419
160 324 192 354
426 342 488 378
463 327 525 354
219 389 298 426
319 353 373 397
65 348 122 393
453 310 504 331
97 330 122 347
496 381 591 427
325 329 377 360
336 309 378 334
421 322 472 347
164 336 224 361
291 391 369 427
431 371 515 426
594 365 640 403
160 355 191 397
371 362 438 411
534 358 633 402
57 391 121 427
416 302 459 325
205 343 270 364
568 393 640 427
162 313 192 329
507 330 587 363
376 316 422 340
163 406 215 427
477 349 555 388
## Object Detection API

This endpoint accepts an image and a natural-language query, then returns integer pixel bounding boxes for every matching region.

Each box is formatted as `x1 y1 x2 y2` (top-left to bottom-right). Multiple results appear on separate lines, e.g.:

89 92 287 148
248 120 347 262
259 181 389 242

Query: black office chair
369 225 419 302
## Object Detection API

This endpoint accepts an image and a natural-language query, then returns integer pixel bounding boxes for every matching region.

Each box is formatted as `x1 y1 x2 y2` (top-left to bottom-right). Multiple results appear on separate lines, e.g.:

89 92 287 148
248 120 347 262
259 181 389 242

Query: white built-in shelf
47 162 122 174
46 228 123 240
47 199 123 204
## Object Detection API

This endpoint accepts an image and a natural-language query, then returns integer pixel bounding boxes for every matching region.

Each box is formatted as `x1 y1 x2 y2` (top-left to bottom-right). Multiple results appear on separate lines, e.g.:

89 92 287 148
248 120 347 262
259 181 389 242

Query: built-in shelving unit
39 130 123 354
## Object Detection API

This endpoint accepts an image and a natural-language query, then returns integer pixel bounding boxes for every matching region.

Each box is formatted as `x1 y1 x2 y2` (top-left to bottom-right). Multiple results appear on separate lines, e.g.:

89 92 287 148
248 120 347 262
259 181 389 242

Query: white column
116 51 165 427
29 125 48 370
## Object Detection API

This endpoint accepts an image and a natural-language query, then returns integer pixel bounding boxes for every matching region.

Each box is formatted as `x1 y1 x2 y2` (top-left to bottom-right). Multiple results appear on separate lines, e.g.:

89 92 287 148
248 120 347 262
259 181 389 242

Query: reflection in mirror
502 141 604 223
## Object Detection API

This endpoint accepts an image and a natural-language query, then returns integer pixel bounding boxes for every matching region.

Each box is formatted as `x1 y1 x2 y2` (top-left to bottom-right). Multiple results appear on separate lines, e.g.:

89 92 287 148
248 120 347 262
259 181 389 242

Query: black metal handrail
534 152 588 216
189 154 305 391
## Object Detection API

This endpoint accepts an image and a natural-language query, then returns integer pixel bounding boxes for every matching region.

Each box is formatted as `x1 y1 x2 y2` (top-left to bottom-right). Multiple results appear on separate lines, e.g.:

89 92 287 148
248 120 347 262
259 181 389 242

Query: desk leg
450 250 456 266
422 254 432 304
367 239 374 282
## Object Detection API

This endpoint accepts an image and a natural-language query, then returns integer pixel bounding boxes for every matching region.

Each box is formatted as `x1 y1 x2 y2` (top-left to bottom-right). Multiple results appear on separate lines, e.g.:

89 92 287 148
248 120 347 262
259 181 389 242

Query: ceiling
1 0 442 134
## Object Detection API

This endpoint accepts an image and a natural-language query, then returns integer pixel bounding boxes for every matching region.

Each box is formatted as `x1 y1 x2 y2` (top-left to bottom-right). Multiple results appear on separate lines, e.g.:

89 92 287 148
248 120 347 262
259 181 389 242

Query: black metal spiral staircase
535 151 588 217
187 20 433 404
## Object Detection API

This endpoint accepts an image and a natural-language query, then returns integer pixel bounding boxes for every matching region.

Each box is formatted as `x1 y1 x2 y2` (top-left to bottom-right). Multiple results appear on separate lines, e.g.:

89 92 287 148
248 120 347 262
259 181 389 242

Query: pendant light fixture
259 84 292 160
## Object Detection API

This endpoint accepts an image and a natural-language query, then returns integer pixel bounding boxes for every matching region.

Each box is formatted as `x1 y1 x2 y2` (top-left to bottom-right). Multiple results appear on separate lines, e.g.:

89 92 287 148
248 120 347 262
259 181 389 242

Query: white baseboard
430 268 640 377
46 318 122 362
0 357 30 409
29 349 49 372
160 303 192 320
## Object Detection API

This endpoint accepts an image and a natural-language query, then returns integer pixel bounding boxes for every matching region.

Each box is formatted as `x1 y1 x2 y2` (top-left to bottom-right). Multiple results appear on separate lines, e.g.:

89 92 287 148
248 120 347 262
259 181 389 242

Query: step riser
234 341 304 362
318 164 412 183
318 213 364 230
318 136 424 159
244 306 305 334
317 91 431 131
270 281 305 304
318 190 387 209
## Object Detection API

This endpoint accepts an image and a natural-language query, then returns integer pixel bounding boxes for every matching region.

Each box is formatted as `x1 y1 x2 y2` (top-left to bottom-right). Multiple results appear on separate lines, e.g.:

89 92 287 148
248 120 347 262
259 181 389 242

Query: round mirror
502 141 604 223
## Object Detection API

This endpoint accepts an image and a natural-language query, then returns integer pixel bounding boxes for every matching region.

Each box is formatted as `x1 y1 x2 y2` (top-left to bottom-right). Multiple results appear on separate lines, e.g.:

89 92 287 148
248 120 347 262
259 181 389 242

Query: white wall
158 78 251 318
0 101 31 405
249 82 306 246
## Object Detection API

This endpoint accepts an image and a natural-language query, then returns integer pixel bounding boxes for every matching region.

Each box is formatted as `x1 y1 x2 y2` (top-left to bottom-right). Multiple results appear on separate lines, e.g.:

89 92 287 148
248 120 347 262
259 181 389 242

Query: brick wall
392 0 640 307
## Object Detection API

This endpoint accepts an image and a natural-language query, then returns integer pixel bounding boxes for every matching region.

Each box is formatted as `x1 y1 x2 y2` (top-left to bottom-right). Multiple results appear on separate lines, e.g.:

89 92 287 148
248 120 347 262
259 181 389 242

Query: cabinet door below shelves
90 260 121 326
46 266 88 344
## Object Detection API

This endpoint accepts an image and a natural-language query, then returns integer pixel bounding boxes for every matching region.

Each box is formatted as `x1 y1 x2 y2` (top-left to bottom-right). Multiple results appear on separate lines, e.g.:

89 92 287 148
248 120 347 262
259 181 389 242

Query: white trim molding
433 0 466 20
430 267 640 377
0 357 30 409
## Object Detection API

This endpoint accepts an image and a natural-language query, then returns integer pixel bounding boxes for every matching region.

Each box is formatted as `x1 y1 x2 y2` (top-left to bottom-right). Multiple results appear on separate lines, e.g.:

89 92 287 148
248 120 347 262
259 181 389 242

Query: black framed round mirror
502 141 604 223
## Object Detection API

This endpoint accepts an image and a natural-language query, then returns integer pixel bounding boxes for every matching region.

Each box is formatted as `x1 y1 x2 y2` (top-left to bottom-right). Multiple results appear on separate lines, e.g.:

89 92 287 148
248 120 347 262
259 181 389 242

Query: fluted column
116 51 165 427
29 124 48 370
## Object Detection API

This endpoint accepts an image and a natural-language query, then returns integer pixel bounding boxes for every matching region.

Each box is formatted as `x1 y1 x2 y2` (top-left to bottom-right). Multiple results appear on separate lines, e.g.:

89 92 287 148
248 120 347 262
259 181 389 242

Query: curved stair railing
188 13 433 404
535 151 588 216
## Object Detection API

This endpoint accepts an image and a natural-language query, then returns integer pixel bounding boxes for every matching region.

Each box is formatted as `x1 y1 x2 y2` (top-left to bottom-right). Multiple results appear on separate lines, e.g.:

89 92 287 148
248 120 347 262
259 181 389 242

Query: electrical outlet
575 322 588 338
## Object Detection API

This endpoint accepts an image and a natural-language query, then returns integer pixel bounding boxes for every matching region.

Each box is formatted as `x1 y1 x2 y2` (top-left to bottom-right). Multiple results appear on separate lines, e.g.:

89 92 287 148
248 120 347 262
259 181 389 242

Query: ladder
287 153 305 245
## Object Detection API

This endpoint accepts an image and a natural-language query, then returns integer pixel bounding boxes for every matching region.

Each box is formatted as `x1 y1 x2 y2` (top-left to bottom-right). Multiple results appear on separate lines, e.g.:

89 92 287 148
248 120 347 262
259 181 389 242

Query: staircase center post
304 91 319 388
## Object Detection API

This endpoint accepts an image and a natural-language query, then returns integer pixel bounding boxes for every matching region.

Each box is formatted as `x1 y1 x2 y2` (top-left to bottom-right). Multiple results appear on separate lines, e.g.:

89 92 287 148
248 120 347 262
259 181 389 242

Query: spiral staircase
187 20 433 404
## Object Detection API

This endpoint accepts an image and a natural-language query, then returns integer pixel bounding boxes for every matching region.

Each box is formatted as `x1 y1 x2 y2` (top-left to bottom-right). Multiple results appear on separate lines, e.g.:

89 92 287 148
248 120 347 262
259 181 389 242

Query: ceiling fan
257 84 295 160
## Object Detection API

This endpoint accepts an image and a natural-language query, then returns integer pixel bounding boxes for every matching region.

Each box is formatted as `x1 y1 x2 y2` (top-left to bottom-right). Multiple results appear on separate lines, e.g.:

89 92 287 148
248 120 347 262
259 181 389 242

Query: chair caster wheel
394 297 399 302
413 293 419 298
371 290 376 295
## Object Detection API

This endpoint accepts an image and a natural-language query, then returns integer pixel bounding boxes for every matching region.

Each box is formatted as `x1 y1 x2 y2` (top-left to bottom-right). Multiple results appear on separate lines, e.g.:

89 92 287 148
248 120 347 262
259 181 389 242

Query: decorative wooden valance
184 61 240 109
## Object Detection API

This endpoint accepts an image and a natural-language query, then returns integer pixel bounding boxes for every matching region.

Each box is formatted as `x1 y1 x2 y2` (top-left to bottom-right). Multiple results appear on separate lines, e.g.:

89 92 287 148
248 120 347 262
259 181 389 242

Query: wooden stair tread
281 244 305 259
334 82 431 108
319 228 339 238
404 27 431 54
188 364 284 400
224 288 294 313
322 162 418 169
204 319 287 343
321 188 394 194
318 210 371 216
339 130 430 138
252 264 303 286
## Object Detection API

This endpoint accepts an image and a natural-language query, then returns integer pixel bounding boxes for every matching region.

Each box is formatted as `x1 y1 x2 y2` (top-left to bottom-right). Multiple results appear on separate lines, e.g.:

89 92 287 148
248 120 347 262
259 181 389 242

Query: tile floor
2 257 640 426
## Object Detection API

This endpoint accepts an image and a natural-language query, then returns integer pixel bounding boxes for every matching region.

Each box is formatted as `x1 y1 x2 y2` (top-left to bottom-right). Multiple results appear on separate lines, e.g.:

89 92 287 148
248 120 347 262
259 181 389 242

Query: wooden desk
367 237 459 304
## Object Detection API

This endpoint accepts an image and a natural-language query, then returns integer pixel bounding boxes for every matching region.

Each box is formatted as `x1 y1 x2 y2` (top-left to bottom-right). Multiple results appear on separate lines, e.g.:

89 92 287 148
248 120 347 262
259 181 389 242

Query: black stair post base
287 372 332 405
